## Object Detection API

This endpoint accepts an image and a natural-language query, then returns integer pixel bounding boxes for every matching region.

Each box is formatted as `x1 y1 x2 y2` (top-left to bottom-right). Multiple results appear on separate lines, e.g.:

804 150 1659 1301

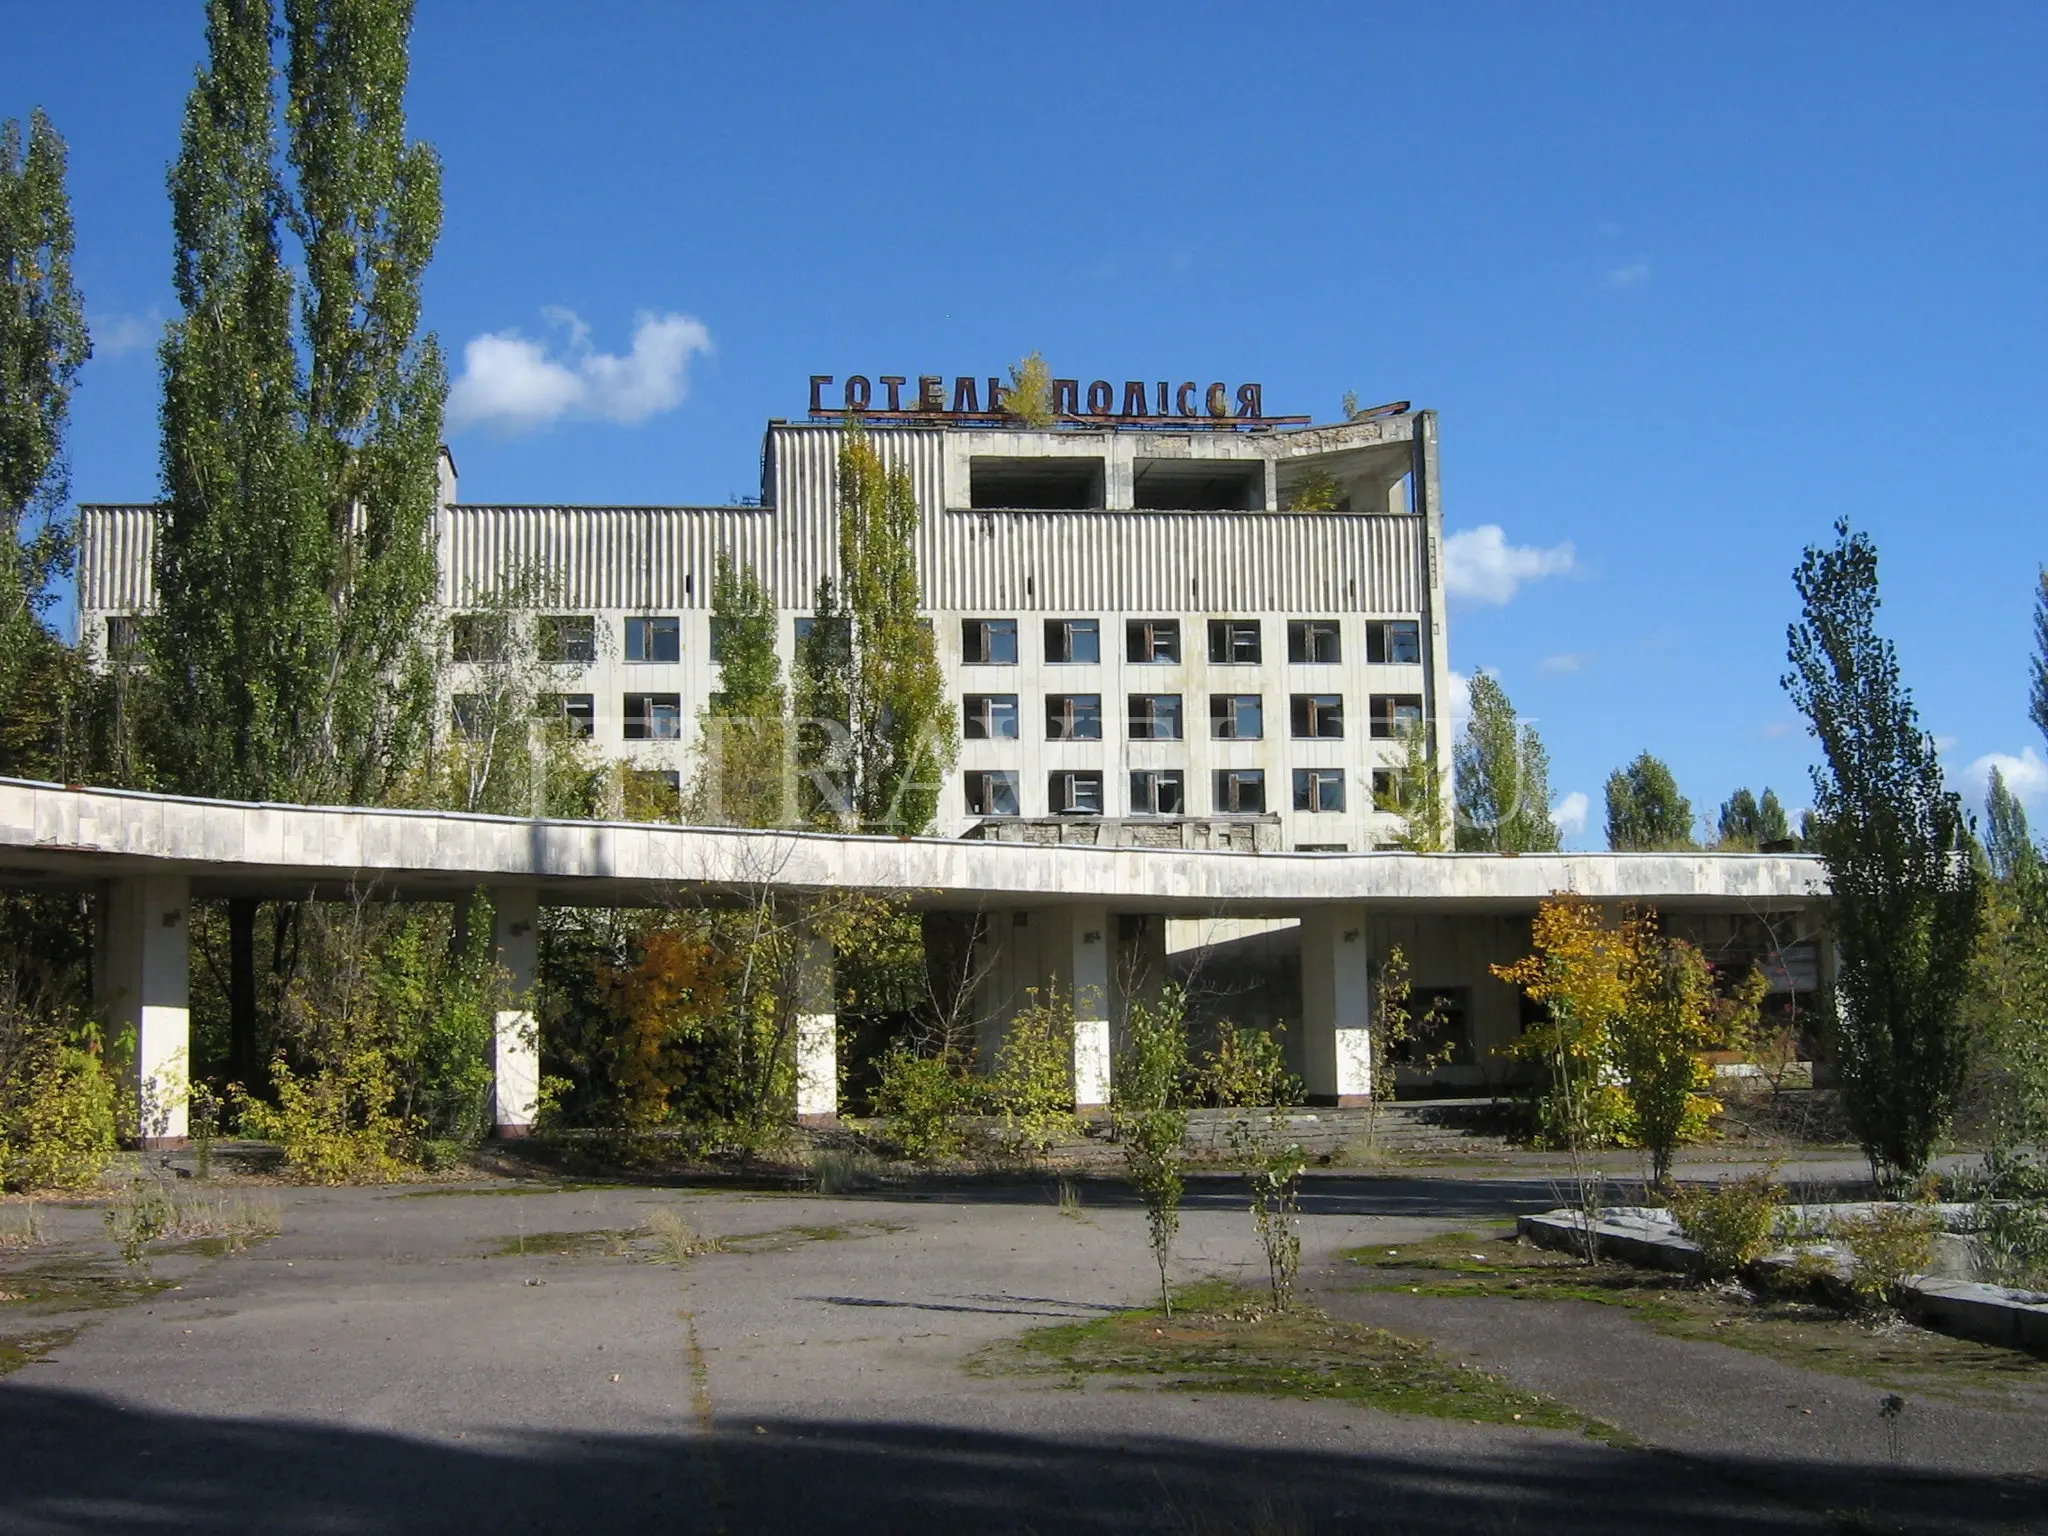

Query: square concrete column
1050 903 1113 1110
793 917 837 1122
487 887 540 1137
1299 905 1373 1106
98 876 191 1147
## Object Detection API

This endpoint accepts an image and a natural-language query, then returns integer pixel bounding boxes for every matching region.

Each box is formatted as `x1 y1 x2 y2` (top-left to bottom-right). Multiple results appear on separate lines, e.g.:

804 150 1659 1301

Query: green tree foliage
1116 985 1190 1315
1283 467 1343 512
1983 768 2039 888
1454 672 1559 852
1604 752 1696 851
694 554 788 828
1371 718 1448 851
1715 787 1795 850
1783 520 1984 1182
151 0 445 808
0 108 89 685
1004 351 1054 427
991 987 1078 1154
797 426 953 832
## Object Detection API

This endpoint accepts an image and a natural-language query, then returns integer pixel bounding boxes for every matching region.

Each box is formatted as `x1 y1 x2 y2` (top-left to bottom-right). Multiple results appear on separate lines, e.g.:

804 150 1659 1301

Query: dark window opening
1209 694 1263 740
1207 619 1261 665
1128 694 1183 741
1367 619 1421 665
1288 619 1342 665
1213 769 1267 814
538 614 596 664
1046 694 1102 741
963 694 1019 740
966 770 1020 816
1126 618 1181 664
1369 694 1425 739
1392 986 1473 1067
538 693 595 737
1049 770 1104 814
1130 770 1185 816
1293 767 1346 812
962 618 1019 665
1132 458 1264 511
451 694 488 740
623 692 682 739
1045 618 1100 664
451 614 508 663
970 456 1105 510
1290 693 1345 739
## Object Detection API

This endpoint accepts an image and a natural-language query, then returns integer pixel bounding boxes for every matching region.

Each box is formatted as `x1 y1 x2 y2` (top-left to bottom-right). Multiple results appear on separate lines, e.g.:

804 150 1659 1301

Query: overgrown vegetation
1668 1171 1780 1280
1116 985 1191 1315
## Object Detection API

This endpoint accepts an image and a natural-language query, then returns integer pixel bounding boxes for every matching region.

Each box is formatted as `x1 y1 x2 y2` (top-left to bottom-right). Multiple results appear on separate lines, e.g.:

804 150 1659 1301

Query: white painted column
1299 905 1373 1106
99 876 191 1147
793 917 837 1122
487 887 540 1137
1062 903 1113 1110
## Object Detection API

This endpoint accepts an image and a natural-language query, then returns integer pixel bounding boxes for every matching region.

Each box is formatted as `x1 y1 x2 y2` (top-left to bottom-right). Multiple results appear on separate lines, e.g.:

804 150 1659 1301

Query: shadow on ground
1 1383 2039 1534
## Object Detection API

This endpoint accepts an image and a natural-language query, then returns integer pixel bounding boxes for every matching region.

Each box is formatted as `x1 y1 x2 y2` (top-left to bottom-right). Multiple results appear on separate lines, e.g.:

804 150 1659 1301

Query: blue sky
8 1 2045 842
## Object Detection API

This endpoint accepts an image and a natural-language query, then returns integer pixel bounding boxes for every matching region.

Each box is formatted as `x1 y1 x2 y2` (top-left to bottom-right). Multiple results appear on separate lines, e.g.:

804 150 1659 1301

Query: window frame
961 617 1020 665
1208 693 1264 741
1293 767 1347 813
1290 693 1346 740
537 692 596 738
450 613 508 664
962 693 1021 741
1127 693 1184 742
1206 619 1262 665
537 614 596 665
1287 618 1343 665
1129 769 1186 816
1212 768 1267 814
1044 617 1101 664
1048 770 1105 815
1369 693 1426 739
624 614 682 664
1045 692 1103 742
622 691 683 740
965 769 1021 817
1366 619 1422 666
1125 618 1182 665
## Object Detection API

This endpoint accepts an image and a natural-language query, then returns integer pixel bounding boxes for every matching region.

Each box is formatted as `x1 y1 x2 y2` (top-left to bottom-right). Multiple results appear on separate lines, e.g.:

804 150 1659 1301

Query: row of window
965 617 1420 667
970 768 1362 817
967 693 1423 742
470 691 1427 744
442 613 1425 669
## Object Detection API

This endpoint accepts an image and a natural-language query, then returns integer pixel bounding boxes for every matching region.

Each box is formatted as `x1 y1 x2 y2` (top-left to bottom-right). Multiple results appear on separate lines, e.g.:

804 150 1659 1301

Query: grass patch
1343 1229 2048 1404
483 1227 642 1260
971 1278 1627 1442
479 1218 905 1264
0 1324 83 1376
0 1260 172 1314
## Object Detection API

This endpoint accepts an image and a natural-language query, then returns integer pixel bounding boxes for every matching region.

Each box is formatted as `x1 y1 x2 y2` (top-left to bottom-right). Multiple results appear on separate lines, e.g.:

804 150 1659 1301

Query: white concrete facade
79 410 1452 853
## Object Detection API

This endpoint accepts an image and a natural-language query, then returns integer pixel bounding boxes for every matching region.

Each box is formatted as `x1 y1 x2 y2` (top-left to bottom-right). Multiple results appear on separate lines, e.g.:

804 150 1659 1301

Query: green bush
1839 1203 1940 1309
1201 1025 1299 1108
1668 1171 1779 1280
237 1044 406 1185
1974 1198 2048 1290
873 1045 966 1161
991 989 1077 1154
0 1024 117 1191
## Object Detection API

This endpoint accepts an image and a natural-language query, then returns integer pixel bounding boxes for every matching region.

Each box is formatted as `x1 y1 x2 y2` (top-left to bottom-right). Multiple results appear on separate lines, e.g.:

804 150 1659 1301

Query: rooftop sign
806 374 1311 428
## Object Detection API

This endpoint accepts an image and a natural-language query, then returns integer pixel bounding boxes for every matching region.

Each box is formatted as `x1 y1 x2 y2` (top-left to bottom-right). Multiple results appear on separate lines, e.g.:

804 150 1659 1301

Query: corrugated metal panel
920 510 1421 613
79 507 158 611
443 506 787 608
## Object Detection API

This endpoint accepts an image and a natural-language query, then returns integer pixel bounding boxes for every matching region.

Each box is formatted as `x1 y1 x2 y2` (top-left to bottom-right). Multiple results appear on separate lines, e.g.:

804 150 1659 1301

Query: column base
137 1136 190 1152
797 1112 840 1128
1305 1094 1373 1108
491 1123 535 1140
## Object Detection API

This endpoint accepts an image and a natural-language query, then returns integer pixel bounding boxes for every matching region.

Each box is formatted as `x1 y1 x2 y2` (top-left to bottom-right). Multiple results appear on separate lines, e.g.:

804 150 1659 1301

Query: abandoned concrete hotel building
65 378 1828 1127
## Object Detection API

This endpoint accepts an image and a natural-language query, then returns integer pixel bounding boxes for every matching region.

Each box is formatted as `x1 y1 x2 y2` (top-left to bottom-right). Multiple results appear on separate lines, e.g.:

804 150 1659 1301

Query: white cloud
1761 720 1797 740
447 309 712 433
1965 746 2048 815
1551 791 1591 841
1443 525 1577 605
93 308 161 359
1604 260 1651 288
1541 651 1594 675
1447 670 1473 736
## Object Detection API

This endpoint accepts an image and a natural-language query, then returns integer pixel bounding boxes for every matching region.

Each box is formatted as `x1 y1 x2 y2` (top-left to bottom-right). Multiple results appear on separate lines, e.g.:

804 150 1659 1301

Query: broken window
1045 694 1103 741
1287 619 1342 665
1049 770 1104 814
1044 618 1100 664
962 618 1019 665
1130 770 1185 816
966 770 1021 816
1127 694 1183 741
963 694 1019 740
1209 694 1264 740
1369 694 1425 739
1290 694 1345 739
1366 619 1421 665
1212 769 1267 814
538 693 595 737
1207 619 1262 665
623 693 682 740
1126 619 1181 664
451 614 508 664
537 615 596 664
625 616 681 664
1293 768 1346 813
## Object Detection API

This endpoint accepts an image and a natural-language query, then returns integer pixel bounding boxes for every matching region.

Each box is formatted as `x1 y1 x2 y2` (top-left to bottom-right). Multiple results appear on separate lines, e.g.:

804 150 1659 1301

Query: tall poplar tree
1454 673 1559 852
797 425 952 833
0 108 90 773
1604 752 1696 851
695 554 787 828
1784 520 1982 1181
152 0 445 1087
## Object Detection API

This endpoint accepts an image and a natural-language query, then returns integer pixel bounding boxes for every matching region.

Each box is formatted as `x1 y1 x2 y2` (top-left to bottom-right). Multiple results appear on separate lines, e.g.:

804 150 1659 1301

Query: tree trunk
227 897 258 1091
